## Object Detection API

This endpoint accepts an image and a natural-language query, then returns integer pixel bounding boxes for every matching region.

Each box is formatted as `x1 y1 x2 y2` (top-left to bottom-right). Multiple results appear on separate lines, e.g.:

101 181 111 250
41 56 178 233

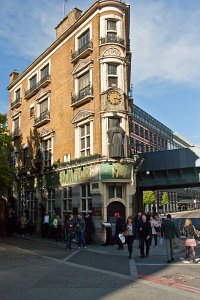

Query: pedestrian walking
75 213 86 249
42 211 49 238
138 214 152 258
150 216 159 248
65 213 74 250
115 212 124 250
161 214 180 263
53 215 62 242
84 213 94 245
123 216 136 259
183 219 198 263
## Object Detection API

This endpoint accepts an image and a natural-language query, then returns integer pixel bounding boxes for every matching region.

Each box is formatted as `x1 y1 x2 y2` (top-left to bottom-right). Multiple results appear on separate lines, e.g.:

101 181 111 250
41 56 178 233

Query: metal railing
11 97 21 108
25 74 51 98
34 111 50 126
71 85 93 105
100 36 124 45
12 127 21 138
71 41 93 61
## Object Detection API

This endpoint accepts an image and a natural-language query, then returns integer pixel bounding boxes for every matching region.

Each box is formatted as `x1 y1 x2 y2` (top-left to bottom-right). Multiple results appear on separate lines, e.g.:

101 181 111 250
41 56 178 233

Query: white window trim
100 57 124 92
80 184 92 212
38 59 51 81
74 66 93 94
41 134 54 167
75 118 94 158
12 112 21 131
28 71 38 89
37 94 50 117
14 84 22 100
100 14 123 40
74 23 92 51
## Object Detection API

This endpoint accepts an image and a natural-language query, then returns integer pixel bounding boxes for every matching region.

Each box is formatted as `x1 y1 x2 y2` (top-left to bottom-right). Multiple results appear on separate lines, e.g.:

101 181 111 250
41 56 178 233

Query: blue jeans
77 231 86 247
66 232 73 249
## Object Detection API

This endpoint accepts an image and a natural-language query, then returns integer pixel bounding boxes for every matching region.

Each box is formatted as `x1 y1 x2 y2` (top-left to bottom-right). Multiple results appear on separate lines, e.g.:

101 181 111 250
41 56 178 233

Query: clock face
107 91 122 105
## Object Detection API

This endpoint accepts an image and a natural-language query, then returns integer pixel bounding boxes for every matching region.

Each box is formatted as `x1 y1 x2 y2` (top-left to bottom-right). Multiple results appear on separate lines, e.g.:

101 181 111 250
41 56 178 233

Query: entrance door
107 201 125 223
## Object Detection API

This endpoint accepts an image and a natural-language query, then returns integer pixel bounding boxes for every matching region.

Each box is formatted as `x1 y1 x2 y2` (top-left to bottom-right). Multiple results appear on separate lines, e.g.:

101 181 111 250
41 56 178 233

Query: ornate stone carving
72 58 94 75
40 127 54 138
72 110 95 125
36 89 50 101
103 47 122 57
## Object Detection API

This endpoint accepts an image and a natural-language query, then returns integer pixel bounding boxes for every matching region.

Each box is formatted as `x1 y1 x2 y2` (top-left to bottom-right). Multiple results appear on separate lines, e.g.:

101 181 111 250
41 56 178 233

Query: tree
0 114 14 192
161 192 169 206
143 190 156 205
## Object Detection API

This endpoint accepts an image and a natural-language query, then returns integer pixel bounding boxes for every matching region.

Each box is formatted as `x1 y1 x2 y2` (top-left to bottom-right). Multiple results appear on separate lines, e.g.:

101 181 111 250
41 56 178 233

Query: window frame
80 184 92 213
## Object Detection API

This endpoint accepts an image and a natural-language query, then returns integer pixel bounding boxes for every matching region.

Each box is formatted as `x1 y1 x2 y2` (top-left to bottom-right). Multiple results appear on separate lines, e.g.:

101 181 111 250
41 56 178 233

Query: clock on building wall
107 91 122 105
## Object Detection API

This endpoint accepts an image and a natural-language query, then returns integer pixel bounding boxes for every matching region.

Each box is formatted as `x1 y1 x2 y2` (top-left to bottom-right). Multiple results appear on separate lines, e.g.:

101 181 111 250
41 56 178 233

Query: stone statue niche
107 118 125 158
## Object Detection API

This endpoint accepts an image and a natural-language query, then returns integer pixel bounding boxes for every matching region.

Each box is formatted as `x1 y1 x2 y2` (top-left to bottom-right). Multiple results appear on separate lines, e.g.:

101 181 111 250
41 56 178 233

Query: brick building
7 0 136 242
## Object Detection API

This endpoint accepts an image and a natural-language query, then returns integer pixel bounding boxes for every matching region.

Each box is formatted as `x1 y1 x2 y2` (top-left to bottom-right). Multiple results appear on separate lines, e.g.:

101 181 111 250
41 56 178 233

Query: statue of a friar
107 118 125 158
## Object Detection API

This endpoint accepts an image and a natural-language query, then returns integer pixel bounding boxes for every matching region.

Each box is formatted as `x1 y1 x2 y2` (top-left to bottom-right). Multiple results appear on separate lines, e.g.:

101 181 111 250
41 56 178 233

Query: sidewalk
13 232 187 258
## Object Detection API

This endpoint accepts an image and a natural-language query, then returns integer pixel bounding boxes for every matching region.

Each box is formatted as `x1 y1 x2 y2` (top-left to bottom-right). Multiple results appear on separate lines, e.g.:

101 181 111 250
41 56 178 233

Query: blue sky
1 0 200 145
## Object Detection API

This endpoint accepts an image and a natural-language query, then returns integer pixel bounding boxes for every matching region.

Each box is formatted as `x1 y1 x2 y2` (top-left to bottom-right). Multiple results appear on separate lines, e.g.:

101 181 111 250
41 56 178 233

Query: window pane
81 126 85 137
82 199 86 210
116 186 122 198
79 72 90 90
81 138 85 149
78 29 90 49
30 75 37 88
63 188 67 198
68 199 72 211
107 20 116 31
108 77 118 87
86 124 90 134
108 65 117 75
63 200 67 211
40 99 48 113
68 187 72 198
88 199 92 211
86 136 90 147
108 186 115 199
107 32 117 40
15 89 20 100
87 184 91 196
82 185 86 197
41 64 49 79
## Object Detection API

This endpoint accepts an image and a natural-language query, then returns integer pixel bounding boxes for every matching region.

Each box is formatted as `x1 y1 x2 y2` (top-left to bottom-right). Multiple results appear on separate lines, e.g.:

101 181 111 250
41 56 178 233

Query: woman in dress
183 219 197 263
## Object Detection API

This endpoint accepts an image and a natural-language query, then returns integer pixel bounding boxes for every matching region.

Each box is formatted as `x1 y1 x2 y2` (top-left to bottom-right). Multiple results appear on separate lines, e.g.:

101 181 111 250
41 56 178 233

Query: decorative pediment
36 89 51 101
72 110 95 125
40 127 55 138
72 58 94 75
103 47 123 57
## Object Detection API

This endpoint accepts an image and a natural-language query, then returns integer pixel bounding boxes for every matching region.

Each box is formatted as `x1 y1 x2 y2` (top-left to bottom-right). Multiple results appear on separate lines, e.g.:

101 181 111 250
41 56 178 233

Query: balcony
12 128 22 140
100 36 124 46
34 111 50 127
71 41 93 63
25 75 51 99
11 98 22 109
71 85 94 107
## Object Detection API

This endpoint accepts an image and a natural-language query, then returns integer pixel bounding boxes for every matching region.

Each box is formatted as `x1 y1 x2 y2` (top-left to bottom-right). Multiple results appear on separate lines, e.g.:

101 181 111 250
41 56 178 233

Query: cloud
131 0 200 88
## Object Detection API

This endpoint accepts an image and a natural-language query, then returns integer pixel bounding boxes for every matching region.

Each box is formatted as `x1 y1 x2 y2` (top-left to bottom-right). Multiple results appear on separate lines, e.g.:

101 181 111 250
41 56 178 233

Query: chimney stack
10 70 19 83
55 8 82 39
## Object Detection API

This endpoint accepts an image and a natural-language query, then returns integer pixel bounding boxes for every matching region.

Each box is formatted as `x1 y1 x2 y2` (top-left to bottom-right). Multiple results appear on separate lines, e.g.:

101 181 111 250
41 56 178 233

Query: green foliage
0 114 14 191
161 192 169 205
143 190 156 205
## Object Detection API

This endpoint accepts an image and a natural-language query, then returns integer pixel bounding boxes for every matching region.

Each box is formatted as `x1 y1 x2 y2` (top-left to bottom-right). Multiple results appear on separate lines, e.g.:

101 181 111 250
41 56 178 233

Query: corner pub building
7 0 137 243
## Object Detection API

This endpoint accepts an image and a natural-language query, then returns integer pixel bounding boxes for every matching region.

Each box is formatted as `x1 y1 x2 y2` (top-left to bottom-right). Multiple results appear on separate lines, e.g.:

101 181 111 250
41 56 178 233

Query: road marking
62 250 79 261
129 258 138 279
135 263 200 266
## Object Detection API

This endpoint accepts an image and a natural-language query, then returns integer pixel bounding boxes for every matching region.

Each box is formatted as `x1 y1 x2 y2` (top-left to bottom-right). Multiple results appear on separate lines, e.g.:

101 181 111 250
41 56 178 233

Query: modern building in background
7 0 137 242
131 103 200 212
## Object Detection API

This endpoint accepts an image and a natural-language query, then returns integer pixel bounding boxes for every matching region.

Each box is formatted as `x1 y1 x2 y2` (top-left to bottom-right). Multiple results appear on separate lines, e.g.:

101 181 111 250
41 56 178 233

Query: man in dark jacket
138 214 152 258
115 213 124 250
161 214 180 263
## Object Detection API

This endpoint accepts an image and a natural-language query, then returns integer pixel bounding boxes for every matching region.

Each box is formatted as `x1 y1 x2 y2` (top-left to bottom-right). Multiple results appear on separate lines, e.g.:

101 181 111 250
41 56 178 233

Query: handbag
155 226 161 233
123 230 129 237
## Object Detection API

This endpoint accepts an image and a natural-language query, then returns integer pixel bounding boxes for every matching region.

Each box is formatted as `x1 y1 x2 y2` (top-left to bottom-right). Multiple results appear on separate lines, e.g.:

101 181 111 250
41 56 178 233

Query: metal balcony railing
11 98 21 109
100 36 124 46
34 111 50 126
12 127 21 138
71 41 93 61
25 74 51 99
71 85 93 105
